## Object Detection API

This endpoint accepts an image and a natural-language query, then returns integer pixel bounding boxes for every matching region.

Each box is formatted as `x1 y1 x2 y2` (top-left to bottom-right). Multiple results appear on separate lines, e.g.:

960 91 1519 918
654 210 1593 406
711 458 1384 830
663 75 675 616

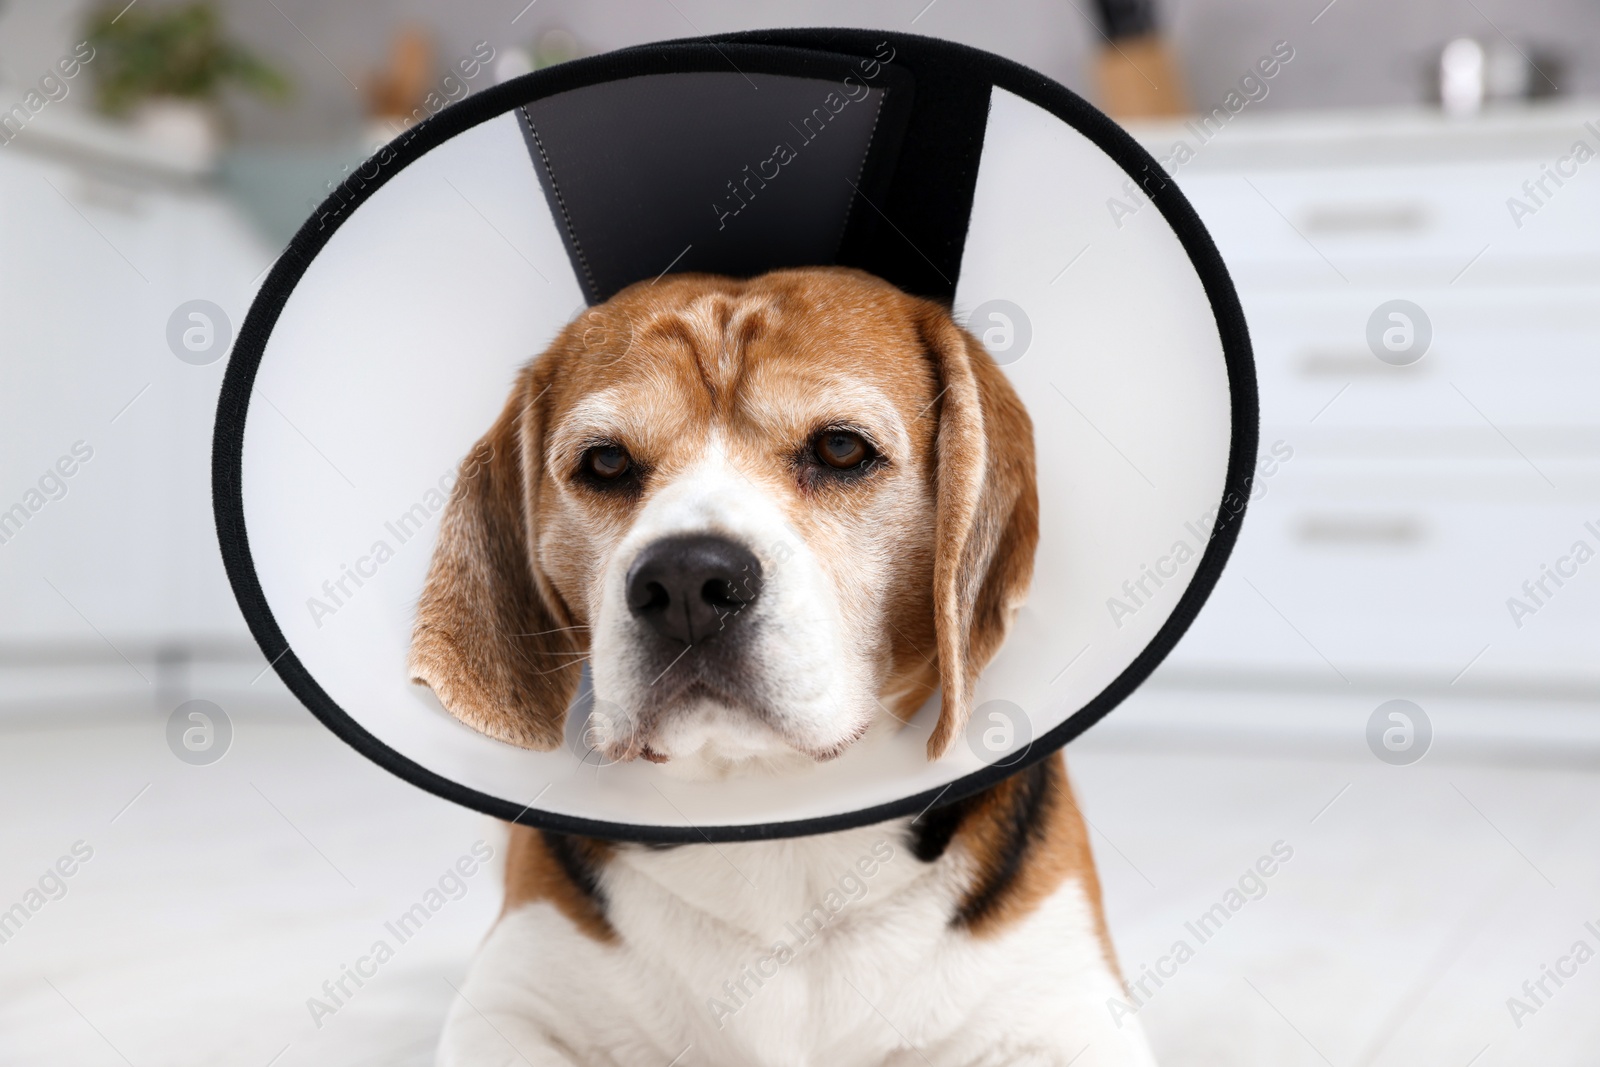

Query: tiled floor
1076 697 1600 1067
1 690 1596 1066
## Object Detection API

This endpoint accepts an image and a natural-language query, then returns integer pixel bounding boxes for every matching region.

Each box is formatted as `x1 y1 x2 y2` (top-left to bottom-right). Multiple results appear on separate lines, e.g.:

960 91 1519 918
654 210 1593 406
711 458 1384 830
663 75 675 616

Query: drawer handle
1298 350 1430 378
1300 202 1427 235
1296 515 1425 546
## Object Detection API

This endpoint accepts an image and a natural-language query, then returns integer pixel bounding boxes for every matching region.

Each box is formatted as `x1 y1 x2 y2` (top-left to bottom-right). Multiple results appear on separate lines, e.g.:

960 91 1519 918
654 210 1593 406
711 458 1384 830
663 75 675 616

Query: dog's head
409 267 1036 773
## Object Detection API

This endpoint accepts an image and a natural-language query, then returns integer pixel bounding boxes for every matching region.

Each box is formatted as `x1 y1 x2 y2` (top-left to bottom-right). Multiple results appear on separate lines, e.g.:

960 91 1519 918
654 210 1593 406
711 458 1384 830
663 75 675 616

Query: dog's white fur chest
438 820 1155 1067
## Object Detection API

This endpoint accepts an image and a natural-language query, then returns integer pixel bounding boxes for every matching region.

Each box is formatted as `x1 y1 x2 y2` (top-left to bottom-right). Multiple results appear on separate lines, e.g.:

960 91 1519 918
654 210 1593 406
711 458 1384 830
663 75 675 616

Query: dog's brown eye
585 445 631 479
815 431 870 470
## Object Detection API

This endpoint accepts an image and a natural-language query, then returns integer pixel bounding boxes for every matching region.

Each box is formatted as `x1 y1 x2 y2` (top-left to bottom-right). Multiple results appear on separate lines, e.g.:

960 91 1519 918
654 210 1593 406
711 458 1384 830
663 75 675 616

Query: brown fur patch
502 824 617 943
942 754 1120 976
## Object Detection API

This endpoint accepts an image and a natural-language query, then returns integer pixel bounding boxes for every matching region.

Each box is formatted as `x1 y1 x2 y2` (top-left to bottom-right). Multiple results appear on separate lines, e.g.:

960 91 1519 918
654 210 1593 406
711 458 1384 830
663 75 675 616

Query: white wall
7 0 1599 146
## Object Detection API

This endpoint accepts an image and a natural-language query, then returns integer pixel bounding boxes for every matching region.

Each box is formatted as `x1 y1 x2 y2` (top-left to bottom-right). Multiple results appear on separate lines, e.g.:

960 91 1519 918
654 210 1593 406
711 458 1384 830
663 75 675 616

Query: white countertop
1123 98 1600 170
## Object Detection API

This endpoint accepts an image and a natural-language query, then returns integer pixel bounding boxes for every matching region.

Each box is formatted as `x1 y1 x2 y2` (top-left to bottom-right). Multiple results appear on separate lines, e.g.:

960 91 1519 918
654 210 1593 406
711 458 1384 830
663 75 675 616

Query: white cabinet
1130 104 1600 694
0 117 275 706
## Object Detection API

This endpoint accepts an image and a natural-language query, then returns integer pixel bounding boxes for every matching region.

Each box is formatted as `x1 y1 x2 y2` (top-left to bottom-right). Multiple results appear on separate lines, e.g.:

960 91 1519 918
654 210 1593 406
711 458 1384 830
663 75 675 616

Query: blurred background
2 0 1598 1064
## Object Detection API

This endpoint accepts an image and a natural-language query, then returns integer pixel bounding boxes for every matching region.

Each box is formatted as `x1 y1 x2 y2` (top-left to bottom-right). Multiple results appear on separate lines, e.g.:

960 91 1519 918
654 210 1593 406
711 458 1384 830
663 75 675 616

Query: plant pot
130 97 221 170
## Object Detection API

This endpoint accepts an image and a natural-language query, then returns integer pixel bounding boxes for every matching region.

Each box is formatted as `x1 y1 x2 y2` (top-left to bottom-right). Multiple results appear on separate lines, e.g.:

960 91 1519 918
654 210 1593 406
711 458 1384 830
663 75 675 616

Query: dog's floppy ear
408 362 582 749
920 306 1039 760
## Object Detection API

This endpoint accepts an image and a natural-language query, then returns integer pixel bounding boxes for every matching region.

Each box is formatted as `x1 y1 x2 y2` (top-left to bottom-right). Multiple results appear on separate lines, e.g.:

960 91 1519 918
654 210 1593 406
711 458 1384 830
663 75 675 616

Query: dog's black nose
626 535 763 645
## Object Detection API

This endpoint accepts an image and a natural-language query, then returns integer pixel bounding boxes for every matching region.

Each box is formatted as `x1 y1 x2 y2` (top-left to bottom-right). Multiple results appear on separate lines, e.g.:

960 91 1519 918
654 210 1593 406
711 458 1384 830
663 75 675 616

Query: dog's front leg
435 901 638 1067
435 1002 584 1067
882 1040 1155 1067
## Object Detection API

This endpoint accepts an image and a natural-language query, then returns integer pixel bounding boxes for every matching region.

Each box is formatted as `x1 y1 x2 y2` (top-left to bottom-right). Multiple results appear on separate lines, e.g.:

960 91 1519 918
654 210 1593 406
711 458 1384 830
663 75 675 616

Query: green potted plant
83 0 288 165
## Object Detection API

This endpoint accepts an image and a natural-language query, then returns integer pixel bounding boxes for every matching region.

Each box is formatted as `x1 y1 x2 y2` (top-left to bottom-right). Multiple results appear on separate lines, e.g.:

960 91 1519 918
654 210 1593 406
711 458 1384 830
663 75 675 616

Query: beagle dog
410 267 1156 1066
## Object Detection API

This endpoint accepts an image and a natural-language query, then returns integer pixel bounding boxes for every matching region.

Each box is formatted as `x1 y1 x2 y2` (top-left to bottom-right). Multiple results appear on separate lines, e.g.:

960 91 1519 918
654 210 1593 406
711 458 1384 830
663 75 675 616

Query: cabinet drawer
1178 160 1600 279
1167 485 1600 685
1244 288 1600 435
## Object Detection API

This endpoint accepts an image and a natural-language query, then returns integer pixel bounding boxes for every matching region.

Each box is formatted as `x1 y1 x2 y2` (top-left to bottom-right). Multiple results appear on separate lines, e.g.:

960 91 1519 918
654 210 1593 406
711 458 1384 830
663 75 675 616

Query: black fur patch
906 791 978 862
955 761 1054 928
905 761 1056 928
542 830 609 912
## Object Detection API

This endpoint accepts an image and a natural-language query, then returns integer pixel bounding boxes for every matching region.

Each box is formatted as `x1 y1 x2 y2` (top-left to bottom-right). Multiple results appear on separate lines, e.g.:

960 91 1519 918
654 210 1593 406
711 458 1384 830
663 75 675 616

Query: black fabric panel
512 36 991 305
518 63 907 304
711 32 991 303
828 41 988 302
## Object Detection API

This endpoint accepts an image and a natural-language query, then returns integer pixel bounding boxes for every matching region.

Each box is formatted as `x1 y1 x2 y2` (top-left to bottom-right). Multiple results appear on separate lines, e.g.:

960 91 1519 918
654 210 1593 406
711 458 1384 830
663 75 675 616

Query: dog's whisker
528 659 590 676
874 696 929 730
647 644 694 688
884 618 936 668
